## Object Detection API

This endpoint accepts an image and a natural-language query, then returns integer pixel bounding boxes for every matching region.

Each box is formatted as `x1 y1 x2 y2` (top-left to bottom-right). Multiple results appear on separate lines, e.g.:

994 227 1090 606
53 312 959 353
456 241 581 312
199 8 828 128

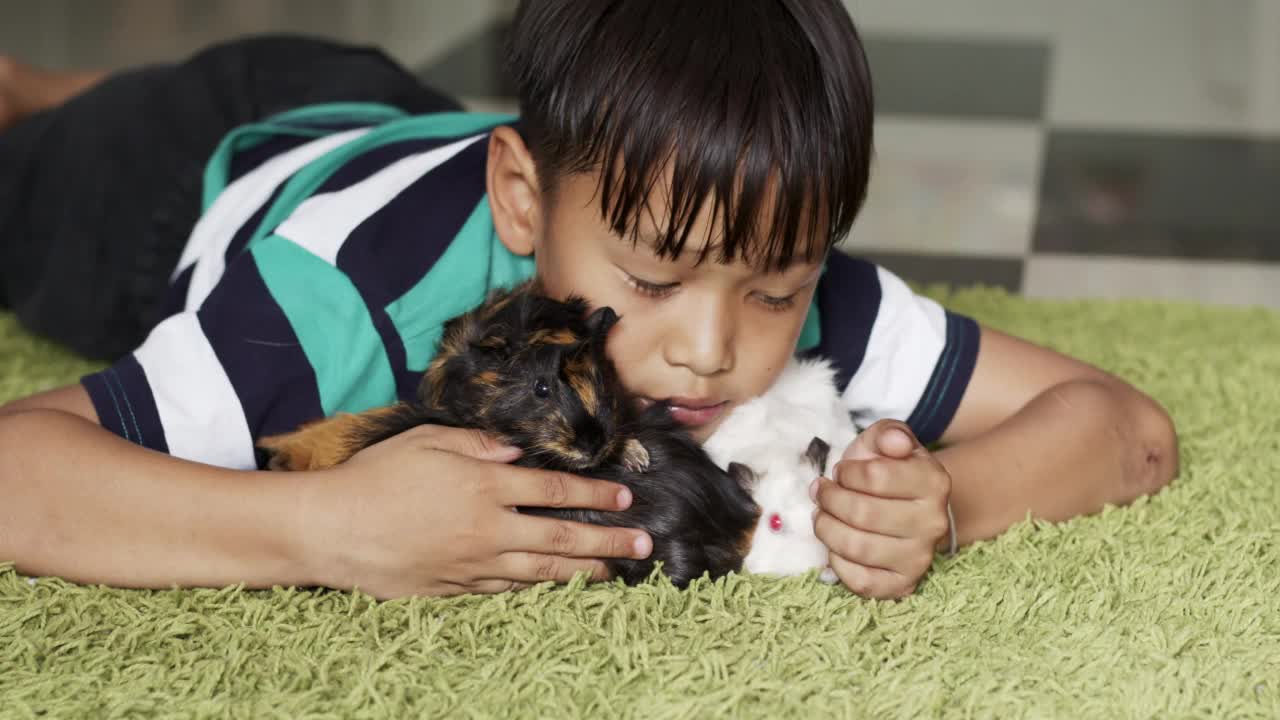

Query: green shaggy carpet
2 288 1279 719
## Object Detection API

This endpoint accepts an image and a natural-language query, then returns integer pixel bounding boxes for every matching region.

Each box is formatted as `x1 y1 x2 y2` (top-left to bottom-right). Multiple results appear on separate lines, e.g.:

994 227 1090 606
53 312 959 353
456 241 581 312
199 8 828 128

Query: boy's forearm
935 379 1178 547
0 409 317 589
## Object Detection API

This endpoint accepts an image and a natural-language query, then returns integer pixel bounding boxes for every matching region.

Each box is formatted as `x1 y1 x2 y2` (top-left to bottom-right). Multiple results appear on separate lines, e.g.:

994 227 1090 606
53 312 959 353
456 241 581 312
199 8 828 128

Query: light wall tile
844 118 1043 258
1046 0 1278 136
1024 254 1280 310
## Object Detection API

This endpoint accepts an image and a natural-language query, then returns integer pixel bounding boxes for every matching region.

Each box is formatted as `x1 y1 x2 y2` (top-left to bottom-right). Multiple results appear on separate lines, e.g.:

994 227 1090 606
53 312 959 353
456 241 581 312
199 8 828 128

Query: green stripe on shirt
252 235 397 415
200 102 410 211
386 198 536 372
242 112 518 256
219 109 520 415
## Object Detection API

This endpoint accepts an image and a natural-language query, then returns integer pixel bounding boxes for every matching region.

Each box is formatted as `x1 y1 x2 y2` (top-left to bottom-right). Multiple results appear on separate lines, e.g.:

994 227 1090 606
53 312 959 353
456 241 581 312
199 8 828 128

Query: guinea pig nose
574 421 607 453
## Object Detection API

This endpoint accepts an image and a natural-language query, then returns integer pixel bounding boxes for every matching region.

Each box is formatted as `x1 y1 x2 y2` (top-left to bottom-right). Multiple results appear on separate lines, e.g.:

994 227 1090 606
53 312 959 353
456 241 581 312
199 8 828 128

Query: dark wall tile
852 251 1024 292
863 36 1049 120
1035 132 1280 261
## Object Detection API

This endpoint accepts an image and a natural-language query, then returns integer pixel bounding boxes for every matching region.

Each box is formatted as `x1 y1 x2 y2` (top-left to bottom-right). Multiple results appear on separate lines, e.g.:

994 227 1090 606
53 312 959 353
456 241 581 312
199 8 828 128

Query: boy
0 2 1177 600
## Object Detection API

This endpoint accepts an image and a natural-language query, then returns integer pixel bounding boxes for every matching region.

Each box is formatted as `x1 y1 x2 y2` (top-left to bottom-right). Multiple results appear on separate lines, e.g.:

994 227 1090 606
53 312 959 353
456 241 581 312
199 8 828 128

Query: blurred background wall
3 0 1277 309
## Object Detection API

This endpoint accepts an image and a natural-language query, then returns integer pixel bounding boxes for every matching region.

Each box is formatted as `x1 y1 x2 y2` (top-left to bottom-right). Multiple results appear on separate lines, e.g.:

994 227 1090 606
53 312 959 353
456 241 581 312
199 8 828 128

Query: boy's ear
486 125 541 257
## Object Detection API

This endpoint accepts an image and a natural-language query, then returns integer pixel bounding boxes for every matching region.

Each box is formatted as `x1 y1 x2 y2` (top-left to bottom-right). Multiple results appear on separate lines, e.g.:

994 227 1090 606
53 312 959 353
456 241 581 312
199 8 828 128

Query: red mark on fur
768 513 783 533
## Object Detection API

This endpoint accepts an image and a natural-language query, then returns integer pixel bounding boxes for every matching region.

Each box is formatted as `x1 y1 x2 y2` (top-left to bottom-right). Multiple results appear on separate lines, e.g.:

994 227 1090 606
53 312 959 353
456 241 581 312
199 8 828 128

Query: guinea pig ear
469 334 509 356
803 437 831 473
585 306 619 338
727 462 758 492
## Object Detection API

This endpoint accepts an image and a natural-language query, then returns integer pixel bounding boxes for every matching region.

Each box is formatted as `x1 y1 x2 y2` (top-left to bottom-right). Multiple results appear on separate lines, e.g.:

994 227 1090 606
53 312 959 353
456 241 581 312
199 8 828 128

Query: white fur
703 356 858 583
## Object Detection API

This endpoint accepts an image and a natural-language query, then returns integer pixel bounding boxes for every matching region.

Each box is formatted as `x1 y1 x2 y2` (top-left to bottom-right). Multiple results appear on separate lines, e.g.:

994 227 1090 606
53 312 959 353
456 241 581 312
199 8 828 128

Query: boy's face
528 172 823 442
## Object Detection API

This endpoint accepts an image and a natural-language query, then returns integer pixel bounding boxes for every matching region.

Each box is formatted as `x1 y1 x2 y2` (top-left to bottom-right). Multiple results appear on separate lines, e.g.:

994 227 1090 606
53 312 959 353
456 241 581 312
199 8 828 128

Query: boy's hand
812 420 952 599
299 425 653 599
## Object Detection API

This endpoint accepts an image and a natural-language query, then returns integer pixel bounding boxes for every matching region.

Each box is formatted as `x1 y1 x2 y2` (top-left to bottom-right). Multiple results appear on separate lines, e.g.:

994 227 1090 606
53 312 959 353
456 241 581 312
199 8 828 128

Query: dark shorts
0 34 461 360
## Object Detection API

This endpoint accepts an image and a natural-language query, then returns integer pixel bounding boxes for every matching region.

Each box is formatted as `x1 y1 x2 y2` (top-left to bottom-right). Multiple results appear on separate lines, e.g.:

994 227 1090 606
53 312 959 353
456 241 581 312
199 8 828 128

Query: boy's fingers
409 425 523 463
834 451 951 502
842 420 919 462
814 510 929 575
814 478 917 537
498 553 614 584
469 579 534 595
496 465 633 512
827 553 917 600
509 514 652 560
832 457 924 499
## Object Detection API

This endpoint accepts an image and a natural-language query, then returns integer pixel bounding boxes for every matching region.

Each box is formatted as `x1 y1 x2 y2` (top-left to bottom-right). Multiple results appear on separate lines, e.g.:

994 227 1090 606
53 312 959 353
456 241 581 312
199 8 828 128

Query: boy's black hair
507 0 874 272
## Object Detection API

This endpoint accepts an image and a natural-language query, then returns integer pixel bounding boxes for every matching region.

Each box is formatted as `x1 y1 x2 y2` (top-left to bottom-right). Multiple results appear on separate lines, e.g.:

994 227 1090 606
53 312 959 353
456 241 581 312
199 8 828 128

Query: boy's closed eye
622 271 679 299
620 269 803 312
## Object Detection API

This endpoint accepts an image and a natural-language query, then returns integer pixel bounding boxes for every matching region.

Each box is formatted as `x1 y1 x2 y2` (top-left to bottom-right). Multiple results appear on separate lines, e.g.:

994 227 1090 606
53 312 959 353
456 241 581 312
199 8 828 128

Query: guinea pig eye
533 378 551 398
768 513 784 533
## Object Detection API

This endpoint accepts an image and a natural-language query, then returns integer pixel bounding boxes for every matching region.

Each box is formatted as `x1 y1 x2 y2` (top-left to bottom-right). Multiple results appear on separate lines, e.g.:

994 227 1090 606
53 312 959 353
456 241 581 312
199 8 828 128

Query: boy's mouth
641 396 729 427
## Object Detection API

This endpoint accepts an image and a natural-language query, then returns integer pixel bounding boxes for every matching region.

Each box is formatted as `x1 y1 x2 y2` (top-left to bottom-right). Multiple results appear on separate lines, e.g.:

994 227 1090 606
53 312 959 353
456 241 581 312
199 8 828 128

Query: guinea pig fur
703 356 858 583
257 281 760 589
522 404 762 588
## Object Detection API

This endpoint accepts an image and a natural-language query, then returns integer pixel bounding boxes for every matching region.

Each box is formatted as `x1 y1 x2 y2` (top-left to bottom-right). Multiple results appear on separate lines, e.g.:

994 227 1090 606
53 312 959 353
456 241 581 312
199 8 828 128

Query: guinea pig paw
258 445 306 472
621 438 651 472
818 566 839 584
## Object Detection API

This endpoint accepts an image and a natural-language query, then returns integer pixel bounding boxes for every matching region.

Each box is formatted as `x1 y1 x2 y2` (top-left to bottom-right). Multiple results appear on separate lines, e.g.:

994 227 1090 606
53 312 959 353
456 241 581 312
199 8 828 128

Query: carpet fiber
2 288 1278 719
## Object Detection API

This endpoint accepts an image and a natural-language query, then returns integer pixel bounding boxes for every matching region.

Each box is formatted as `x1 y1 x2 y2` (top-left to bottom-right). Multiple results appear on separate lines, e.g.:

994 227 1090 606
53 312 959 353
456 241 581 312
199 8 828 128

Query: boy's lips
641 396 729 427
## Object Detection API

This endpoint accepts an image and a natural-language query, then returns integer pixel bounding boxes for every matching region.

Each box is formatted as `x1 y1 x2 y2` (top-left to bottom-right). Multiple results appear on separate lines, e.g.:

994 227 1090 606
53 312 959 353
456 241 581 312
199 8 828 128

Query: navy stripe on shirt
312 136 475 197
81 354 169 454
227 134 320 186
156 263 196 325
226 118 382 185
367 304 417 404
332 141 490 402
906 311 980 446
335 137 489 308
196 254 325 443
223 183 285 265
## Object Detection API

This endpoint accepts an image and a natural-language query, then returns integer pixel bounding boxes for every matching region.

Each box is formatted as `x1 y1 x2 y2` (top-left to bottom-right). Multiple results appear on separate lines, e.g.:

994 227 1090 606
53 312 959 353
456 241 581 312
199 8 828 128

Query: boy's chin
685 422 722 444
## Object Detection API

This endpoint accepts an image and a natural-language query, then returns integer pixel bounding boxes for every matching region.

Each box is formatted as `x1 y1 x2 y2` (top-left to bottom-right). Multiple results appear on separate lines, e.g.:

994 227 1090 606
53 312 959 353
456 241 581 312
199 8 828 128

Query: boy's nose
664 300 734 376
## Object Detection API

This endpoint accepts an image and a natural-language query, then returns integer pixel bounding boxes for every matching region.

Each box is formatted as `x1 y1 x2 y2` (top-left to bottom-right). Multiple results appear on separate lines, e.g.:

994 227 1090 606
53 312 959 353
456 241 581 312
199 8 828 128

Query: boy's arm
809 257 1177 598
816 324 1177 599
0 385 650 596
0 385 314 588
934 325 1179 546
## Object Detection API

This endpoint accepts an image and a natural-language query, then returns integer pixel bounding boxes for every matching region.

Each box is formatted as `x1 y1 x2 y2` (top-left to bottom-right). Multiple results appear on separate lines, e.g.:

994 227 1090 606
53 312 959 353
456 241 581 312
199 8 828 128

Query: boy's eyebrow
626 227 725 260
622 228 819 275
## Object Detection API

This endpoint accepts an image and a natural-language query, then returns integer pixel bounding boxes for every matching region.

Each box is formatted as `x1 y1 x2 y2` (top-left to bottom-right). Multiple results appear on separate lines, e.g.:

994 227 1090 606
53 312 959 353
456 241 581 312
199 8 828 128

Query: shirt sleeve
81 249 329 470
802 251 981 445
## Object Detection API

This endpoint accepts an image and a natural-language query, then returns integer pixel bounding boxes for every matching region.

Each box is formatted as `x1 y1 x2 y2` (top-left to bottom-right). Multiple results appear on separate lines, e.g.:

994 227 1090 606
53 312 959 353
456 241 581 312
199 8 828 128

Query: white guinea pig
703 355 858 583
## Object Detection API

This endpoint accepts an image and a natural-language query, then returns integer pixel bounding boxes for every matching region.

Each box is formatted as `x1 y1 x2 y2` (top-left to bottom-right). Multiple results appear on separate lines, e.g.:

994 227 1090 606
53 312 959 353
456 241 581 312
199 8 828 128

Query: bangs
508 0 874 272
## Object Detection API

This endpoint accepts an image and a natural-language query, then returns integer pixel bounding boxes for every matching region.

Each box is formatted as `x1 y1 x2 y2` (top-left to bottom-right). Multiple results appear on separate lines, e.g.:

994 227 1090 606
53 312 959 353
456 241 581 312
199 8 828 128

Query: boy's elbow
1125 387 1179 498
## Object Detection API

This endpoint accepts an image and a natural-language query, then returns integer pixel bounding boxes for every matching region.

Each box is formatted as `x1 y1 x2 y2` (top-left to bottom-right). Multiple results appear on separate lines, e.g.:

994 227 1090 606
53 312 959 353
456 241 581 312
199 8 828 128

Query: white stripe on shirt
273 133 487 265
175 128 373 311
134 312 257 469
840 265 948 429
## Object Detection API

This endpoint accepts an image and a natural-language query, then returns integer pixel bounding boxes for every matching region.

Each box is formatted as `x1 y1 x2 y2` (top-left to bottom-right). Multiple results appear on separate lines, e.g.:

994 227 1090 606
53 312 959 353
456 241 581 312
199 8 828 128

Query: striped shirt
80 103 980 470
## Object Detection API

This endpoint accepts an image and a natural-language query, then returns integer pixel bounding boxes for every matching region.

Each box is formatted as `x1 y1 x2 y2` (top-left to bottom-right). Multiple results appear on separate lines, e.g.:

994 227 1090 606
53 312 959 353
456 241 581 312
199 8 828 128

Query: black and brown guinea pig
257 280 761 588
